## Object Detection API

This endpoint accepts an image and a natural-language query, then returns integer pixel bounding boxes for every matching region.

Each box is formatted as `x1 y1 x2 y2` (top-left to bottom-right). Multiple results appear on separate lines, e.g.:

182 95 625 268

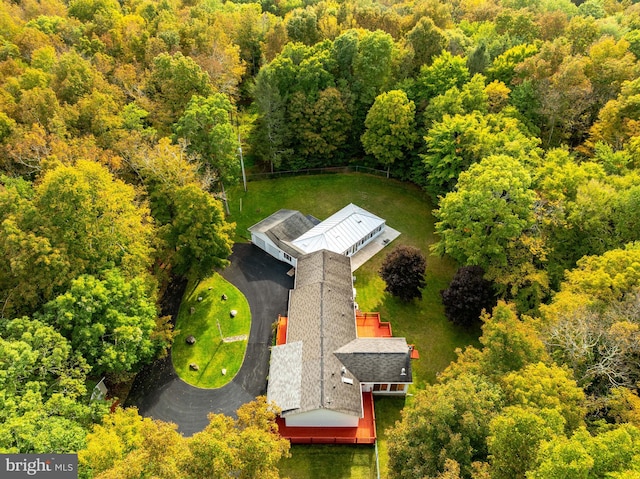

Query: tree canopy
379 244 426 302
3 0 640 474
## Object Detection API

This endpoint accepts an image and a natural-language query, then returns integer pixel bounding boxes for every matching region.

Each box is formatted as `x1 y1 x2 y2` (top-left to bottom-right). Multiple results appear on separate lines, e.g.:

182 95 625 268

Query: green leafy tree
533 148 608 284
51 50 98 104
80 398 289 479
288 87 352 166
285 8 320 46
187 397 290 479
488 406 565 479
34 160 155 277
352 30 396 123
388 373 503 479
174 94 240 184
68 0 122 34
624 29 640 60
0 317 89 404
432 155 537 271
412 51 470 108
0 162 155 316
0 179 69 314
81 408 186 479
159 184 235 279
495 10 540 45
42 269 161 375
422 112 541 199
477 302 548 378
75 89 122 146
146 52 213 128
558 179 619 267
0 317 103 453
432 152 548 312
250 70 292 172
423 73 489 126
78 407 145 477
565 15 599 54
442 302 547 382
406 16 446 73
587 77 640 151
361 90 417 171
15 86 61 132
528 425 640 479
0 112 16 142
379 245 426 302
586 37 639 112
501 362 586 433
560 243 640 304
250 41 336 170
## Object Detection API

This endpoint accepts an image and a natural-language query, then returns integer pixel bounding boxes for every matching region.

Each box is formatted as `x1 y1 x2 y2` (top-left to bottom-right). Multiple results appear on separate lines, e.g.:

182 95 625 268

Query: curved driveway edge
126 243 293 436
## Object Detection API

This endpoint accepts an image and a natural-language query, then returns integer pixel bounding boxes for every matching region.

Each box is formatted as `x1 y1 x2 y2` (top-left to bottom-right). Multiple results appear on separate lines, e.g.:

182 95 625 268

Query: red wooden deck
275 315 287 345
277 312 393 344
276 391 376 444
272 311 416 444
356 312 392 338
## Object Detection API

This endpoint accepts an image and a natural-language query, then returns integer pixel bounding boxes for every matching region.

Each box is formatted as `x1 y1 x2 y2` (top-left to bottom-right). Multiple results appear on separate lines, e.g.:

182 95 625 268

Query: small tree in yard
441 265 497 327
379 245 426 302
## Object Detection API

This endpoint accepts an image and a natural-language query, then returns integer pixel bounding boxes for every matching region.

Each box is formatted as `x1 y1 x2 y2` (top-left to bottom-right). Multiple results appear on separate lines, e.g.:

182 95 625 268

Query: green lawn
226 173 480 478
228 173 479 388
278 445 377 479
171 273 251 388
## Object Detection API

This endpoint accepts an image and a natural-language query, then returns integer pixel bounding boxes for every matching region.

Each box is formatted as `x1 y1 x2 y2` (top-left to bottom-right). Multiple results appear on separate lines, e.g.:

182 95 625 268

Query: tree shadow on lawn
194 339 223 382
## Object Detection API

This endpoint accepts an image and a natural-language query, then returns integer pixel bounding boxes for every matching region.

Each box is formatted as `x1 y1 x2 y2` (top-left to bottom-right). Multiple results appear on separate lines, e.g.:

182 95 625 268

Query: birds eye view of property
3 0 640 477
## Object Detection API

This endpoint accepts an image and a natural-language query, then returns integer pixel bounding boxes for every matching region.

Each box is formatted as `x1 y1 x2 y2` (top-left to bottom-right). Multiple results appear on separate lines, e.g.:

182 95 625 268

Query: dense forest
2 0 640 475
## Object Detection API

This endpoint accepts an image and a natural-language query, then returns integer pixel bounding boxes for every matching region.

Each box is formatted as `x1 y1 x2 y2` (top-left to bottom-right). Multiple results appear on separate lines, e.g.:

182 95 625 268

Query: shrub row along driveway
127 243 293 436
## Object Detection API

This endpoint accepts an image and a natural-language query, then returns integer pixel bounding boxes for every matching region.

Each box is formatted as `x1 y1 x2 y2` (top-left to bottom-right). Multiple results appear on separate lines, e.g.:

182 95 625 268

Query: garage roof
291 204 385 255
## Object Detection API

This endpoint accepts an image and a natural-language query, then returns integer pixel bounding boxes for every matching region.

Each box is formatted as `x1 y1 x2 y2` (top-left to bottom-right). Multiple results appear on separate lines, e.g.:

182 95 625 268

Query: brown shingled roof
284 251 362 419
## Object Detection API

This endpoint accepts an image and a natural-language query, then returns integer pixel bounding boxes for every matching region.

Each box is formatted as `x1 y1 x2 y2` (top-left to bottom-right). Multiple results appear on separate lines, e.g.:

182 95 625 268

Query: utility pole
235 111 247 192
239 142 247 192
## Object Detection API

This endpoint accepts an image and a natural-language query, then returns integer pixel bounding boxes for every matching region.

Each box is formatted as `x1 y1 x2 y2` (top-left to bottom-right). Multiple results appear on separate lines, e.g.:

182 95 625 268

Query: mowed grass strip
277 445 377 479
172 273 250 388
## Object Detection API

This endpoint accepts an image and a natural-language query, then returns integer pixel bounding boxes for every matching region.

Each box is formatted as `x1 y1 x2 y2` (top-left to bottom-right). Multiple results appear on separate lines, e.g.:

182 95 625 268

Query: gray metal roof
334 338 413 383
291 204 385 255
266 341 303 412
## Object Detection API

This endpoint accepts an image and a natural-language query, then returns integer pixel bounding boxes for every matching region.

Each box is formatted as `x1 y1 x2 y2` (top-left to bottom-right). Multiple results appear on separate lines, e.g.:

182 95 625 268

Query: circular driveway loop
127 243 293 436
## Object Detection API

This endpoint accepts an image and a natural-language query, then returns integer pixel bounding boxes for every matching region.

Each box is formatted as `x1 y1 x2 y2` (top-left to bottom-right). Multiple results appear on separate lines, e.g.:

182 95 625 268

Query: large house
266 250 415 443
248 204 386 268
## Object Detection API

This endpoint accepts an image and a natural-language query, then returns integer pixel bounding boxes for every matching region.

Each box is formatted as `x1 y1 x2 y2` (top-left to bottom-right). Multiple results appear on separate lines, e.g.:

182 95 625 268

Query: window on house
373 384 388 391
390 384 404 392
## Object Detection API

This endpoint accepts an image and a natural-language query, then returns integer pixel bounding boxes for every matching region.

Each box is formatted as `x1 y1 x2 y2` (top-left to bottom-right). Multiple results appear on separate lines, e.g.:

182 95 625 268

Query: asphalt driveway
126 243 293 436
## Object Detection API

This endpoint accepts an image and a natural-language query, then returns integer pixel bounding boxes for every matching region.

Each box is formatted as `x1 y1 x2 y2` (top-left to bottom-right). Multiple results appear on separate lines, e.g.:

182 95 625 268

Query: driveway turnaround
127 243 293 436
